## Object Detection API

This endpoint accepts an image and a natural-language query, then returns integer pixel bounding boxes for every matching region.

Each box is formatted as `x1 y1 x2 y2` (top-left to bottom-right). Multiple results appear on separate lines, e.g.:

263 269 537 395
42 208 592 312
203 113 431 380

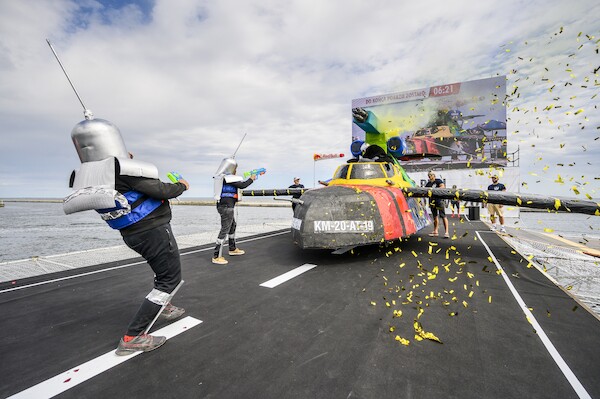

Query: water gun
243 168 266 179
167 172 183 183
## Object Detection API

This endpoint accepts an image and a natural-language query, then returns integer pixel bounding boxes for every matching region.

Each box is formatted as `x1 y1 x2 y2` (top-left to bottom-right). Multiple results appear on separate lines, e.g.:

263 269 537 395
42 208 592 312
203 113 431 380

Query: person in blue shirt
449 184 461 218
487 174 507 233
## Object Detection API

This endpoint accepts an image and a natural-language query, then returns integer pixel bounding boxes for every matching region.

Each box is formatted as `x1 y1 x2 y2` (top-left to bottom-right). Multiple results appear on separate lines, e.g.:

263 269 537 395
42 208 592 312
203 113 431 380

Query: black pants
217 204 236 242
122 223 182 336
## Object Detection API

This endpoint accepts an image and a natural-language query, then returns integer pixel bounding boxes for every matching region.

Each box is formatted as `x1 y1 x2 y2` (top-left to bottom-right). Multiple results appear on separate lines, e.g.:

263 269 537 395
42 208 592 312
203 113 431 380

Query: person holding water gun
212 158 260 265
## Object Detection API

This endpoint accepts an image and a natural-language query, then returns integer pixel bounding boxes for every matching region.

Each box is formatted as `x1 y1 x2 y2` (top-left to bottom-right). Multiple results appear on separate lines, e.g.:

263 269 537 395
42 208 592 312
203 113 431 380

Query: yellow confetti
395 335 410 346
554 199 561 210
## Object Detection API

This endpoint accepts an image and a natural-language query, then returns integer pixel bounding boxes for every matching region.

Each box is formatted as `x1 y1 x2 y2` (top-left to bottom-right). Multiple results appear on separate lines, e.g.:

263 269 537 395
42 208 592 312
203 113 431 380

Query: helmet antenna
231 132 246 158
46 39 93 120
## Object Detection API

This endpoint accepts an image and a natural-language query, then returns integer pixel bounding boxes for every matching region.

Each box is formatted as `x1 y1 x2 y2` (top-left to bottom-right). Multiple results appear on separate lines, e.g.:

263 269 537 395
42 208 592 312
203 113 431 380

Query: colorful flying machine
244 109 599 251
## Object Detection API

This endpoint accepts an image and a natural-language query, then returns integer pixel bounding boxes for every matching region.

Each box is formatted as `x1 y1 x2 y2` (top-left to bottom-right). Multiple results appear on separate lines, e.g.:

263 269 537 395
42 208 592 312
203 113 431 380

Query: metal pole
142 280 185 335
46 39 92 119
232 133 247 158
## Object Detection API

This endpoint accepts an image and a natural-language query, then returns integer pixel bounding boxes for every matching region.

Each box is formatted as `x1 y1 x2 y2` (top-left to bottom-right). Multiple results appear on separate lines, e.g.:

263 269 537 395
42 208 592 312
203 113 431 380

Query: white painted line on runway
8 316 202 399
477 232 592 399
1 231 290 295
260 264 317 288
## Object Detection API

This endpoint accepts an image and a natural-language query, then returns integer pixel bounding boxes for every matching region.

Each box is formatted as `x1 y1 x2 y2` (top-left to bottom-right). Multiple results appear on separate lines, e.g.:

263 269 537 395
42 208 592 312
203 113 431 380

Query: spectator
288 177 304 212
450 185 460 218
425 171 449 238
487 174 507 233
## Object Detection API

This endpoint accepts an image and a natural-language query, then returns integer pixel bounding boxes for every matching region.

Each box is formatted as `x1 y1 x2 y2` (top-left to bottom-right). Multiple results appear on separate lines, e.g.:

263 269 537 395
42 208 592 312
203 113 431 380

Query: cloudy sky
1 0 598 199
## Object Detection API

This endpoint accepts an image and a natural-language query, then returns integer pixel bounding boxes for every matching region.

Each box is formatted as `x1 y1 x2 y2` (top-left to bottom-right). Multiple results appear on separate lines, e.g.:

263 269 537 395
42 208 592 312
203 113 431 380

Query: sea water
0 201 292 262
1 202 599 263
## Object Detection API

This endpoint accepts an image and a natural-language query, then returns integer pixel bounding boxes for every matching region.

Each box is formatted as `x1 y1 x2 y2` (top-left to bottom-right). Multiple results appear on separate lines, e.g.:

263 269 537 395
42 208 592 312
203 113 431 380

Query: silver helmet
214 157 237 176
71 118 129 163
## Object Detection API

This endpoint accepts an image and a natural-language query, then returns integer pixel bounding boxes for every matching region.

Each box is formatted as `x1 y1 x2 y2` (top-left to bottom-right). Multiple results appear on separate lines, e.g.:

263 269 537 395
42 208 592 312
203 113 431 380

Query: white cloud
0 0 598 199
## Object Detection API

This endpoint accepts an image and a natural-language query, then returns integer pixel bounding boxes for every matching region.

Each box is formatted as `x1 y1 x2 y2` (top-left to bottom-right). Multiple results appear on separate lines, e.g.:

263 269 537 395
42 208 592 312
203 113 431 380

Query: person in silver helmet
63 117 189 356
112 153 190 355
212 158 256 265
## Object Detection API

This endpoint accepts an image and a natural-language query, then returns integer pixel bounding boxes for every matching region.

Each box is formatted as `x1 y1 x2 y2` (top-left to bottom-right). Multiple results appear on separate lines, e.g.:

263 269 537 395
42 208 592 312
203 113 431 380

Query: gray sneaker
115 334 166 356
160 303 185 320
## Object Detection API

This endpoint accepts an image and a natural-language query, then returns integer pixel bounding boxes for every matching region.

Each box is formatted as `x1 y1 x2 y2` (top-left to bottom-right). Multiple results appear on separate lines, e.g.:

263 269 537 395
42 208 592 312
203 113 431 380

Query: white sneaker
500 227 506 233
491 225 497 231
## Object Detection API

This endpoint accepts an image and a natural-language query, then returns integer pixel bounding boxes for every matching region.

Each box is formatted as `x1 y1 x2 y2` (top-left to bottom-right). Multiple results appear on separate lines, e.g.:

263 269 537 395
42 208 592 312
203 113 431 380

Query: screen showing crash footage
351 76 507 171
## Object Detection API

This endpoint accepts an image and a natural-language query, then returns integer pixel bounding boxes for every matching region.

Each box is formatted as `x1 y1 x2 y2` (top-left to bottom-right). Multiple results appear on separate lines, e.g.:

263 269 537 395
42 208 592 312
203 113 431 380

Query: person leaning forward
113 158 190 355
425 171 449 238
62 110 190 357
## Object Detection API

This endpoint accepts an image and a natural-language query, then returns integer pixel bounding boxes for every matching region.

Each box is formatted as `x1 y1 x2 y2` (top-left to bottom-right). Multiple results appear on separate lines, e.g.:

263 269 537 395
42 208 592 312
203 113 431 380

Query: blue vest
221 182 238 199
97 191 163 230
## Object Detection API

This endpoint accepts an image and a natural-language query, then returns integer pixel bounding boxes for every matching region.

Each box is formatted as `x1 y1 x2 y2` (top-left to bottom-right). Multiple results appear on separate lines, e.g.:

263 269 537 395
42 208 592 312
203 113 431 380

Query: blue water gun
167 172 183 183
243 168 266 179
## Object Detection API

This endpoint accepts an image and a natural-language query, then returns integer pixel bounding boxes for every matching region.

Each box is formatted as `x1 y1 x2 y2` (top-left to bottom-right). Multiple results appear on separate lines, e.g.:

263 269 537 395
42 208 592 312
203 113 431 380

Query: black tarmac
1 218 599 399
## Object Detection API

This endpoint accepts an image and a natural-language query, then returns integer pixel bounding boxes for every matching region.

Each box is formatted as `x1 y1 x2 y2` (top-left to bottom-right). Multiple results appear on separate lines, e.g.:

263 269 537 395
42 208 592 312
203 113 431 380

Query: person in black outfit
288 177 304 212
113 160 190 355
424 171 449 238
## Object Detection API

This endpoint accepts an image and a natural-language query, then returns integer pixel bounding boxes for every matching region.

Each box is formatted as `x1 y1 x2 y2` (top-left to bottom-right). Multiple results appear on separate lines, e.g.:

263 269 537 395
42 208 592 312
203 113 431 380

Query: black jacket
115 174 186 236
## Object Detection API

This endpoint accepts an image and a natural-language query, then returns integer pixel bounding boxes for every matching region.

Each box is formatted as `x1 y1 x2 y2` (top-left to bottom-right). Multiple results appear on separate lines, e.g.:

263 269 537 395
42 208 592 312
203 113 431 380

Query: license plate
314 220 374 233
